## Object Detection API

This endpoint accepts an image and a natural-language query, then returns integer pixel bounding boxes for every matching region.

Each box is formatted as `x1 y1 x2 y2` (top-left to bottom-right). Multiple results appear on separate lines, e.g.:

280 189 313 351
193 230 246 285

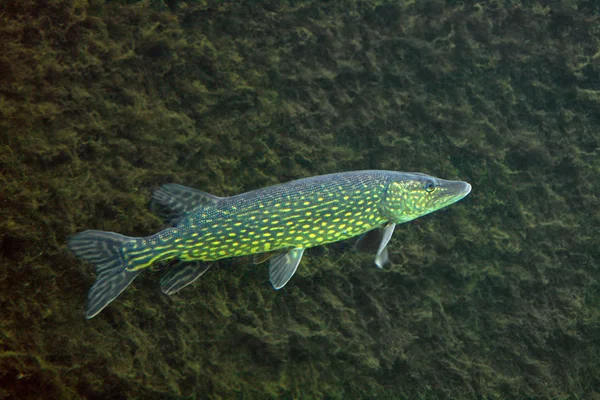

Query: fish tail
68 230 144 319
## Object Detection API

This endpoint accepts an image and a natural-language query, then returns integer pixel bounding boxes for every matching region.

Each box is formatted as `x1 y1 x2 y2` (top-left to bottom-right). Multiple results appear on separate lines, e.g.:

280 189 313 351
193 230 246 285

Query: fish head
380 172 471 224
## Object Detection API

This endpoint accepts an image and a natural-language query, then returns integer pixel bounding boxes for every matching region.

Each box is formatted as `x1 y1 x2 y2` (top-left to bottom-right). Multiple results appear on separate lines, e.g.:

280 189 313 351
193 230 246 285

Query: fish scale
68 170 471 318
168 171 390 261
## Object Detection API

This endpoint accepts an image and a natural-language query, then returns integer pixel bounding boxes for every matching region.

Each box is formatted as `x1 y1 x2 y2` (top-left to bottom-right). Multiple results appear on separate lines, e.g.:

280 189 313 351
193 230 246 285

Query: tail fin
68 230 141 319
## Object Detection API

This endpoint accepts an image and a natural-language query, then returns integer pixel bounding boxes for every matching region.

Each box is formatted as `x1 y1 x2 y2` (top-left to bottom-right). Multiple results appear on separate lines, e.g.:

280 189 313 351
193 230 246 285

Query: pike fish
68 170 471 318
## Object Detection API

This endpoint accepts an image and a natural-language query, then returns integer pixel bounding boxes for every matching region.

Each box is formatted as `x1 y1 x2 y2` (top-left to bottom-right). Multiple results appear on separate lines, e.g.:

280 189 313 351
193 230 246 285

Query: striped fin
149 183 222 225
68 230 141 319
160 261 212 295
269 248 305 289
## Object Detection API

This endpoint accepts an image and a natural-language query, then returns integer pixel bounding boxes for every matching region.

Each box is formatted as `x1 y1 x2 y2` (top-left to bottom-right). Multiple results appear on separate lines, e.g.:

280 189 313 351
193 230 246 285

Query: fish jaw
380 173 471 224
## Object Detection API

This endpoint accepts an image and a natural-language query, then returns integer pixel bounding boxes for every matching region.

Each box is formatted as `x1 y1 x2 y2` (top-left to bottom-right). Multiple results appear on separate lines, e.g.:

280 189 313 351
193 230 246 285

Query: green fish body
69 170 471 318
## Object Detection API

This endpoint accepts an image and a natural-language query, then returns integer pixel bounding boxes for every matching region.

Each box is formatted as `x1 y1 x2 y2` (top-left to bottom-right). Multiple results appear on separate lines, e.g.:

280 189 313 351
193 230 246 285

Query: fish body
68 170 471 318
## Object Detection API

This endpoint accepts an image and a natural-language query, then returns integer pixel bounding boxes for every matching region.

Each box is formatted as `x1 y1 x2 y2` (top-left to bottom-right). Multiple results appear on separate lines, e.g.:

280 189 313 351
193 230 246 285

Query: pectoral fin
354 228 383 253
375 222 396 269
160 260 213 295
269 248 305 289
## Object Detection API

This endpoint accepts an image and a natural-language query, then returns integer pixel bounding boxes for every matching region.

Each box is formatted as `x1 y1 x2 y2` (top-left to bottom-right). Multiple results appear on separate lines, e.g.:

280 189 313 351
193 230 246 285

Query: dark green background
1 0 599 398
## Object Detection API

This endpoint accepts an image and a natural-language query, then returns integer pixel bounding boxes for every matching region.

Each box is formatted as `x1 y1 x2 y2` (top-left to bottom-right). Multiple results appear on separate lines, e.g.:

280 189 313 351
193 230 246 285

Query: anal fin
160 260 212 295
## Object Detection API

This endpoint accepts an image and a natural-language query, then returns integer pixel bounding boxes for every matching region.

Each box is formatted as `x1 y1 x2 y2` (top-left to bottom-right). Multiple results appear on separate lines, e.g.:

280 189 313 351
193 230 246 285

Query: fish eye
424 180 436 192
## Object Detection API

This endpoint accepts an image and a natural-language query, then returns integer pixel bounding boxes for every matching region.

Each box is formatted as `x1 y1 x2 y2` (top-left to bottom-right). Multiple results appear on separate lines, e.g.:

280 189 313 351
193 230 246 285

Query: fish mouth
462 182 472 197
440 180 472 202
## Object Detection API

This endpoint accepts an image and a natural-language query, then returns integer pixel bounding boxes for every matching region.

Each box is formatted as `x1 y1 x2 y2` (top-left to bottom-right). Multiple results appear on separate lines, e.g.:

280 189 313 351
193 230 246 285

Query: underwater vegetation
0 0 599 398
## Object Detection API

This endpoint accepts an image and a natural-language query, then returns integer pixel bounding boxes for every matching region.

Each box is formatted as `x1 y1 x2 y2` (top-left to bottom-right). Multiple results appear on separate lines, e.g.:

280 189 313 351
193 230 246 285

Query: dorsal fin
149 183 222 225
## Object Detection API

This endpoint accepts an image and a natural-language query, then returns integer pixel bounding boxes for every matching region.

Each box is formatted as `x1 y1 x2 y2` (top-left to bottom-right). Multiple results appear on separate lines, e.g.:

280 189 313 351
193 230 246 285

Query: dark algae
1 0 599 399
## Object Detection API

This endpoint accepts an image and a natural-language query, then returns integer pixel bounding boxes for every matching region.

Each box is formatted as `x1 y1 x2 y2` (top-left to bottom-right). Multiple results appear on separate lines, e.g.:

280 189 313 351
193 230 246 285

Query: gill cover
379 174 471 224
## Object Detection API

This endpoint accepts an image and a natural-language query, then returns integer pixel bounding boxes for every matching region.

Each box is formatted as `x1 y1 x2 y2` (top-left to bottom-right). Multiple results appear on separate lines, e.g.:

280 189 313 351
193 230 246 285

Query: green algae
1 0 600 398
